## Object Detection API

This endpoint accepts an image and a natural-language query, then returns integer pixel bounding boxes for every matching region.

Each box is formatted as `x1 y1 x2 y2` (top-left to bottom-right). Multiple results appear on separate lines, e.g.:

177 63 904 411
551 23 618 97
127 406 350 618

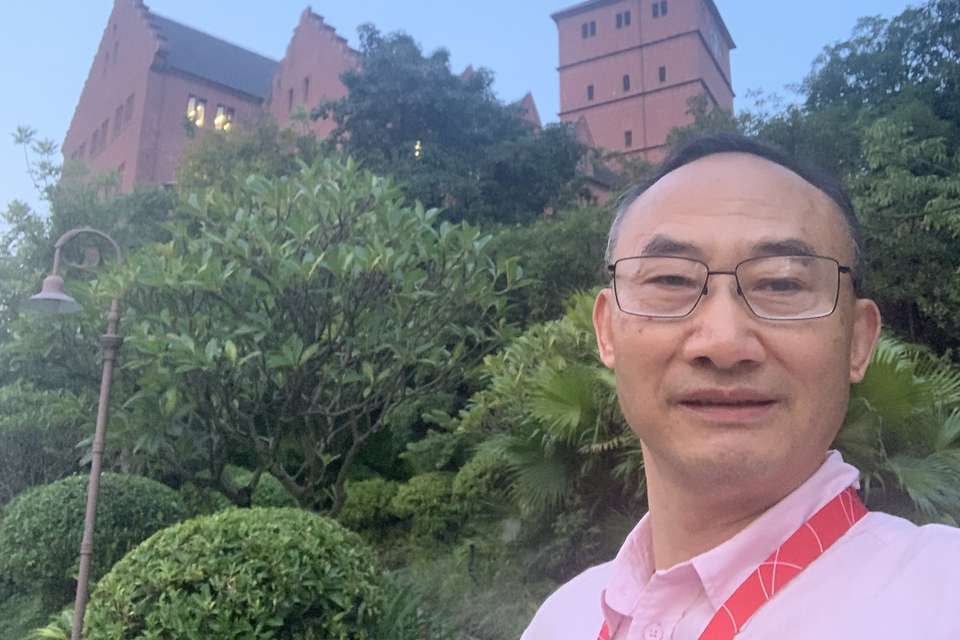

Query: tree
116 157 520 514
316 25 584 223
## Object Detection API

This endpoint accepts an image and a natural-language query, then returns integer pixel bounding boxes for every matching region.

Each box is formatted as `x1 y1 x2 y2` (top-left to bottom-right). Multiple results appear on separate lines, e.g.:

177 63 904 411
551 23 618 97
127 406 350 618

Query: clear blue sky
0 0 918 219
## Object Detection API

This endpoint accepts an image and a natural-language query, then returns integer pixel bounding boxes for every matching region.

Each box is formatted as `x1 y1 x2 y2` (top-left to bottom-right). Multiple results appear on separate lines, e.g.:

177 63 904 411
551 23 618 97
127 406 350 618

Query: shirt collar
601 450 860 620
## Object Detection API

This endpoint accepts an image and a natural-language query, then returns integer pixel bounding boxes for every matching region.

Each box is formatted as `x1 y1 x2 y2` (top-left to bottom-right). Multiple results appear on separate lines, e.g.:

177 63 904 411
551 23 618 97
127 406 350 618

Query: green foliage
26 606 73 640
390 472 461 539
488 206 612 325
0 473 185 601
837 335 960 523
0 382 91 507
0 590 49 640
456 292 641 520
84 508 385 640
178 481 233 517
117 157 517 513
317 25 584 223
225 465 298 508
451 447 512 516
338 477 400 532
369 577 453 640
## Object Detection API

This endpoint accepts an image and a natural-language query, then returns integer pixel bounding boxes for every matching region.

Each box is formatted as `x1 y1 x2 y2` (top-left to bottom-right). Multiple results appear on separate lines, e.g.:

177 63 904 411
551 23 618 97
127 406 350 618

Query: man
522 133 960 639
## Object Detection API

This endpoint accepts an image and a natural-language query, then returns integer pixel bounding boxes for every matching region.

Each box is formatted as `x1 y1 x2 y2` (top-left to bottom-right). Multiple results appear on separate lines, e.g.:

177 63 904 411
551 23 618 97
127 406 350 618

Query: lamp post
24 227 123 640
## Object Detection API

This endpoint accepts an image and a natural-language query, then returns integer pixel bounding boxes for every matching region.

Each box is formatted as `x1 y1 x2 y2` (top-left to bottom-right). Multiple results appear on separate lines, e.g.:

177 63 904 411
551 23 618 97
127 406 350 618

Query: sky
0 0 919 220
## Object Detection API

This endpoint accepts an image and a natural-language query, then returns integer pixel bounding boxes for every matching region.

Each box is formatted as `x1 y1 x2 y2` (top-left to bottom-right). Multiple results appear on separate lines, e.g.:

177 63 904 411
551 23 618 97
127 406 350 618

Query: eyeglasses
607 255 853 320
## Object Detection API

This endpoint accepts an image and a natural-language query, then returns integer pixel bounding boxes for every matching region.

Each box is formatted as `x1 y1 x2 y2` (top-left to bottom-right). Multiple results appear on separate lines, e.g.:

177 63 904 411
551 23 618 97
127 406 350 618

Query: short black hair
605 132 863 292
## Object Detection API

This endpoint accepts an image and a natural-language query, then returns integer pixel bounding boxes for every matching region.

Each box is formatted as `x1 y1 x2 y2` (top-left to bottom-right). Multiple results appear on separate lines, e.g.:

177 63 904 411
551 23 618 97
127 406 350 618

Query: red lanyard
597 486 867 640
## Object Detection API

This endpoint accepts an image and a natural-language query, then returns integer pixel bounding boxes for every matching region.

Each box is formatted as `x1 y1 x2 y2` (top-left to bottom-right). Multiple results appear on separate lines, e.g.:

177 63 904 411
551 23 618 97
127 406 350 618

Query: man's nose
680 275 766 371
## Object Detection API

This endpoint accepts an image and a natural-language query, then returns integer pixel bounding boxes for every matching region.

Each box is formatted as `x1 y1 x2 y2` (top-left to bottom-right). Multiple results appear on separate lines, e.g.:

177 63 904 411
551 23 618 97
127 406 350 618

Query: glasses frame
606 254 853 321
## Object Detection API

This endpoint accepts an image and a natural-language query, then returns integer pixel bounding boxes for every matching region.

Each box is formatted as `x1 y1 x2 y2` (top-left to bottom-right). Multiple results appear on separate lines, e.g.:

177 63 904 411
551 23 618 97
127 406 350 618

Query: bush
84 508 385 640
178 481 233 517
390 472 461 540
452 449 513 516
225 465 299 508
0 473 185 600
339 477 400 532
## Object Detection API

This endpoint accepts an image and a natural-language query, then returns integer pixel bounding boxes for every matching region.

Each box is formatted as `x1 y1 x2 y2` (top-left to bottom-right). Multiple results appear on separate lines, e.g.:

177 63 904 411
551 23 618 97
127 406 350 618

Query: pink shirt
521 451 960 639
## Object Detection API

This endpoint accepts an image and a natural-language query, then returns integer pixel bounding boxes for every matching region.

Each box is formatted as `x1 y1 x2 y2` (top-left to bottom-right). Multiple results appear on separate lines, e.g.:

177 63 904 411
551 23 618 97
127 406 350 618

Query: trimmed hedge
84 508 385 639
339 477 400 532
0 473 185 599
390 472 461 539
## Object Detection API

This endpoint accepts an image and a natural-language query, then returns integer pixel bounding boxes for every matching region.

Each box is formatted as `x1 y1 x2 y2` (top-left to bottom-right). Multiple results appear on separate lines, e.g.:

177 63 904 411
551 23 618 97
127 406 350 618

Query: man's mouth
676 390 779 423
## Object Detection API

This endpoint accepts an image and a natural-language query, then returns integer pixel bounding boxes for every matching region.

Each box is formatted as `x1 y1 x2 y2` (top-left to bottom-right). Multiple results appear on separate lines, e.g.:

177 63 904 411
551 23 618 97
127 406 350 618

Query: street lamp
25 227 123 640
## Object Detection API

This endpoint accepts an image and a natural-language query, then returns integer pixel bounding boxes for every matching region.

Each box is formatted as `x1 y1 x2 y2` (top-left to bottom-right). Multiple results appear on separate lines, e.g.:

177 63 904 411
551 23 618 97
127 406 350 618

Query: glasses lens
737 256 839 319
614 257 707 317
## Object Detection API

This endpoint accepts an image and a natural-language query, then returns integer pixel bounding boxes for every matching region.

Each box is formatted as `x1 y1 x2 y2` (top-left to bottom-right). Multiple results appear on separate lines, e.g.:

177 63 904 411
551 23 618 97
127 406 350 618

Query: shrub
338 477 400 532
178 481 233 517
84 508 385 640
452 449 513 516
225 465 299 508
390 472 461 540
0 473 185 600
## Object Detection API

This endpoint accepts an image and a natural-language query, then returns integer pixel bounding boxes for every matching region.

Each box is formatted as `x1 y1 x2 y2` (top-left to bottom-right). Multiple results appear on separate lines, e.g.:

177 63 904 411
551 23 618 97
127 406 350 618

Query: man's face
593 153 881 497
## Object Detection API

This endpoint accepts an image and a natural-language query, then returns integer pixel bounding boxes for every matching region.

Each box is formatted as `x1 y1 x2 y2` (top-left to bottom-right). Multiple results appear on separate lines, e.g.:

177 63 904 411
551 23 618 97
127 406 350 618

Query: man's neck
643 455 812 571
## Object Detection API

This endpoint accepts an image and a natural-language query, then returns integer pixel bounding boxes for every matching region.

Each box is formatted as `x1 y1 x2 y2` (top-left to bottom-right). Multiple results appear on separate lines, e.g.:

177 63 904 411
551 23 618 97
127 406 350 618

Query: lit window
587 84 594 100
214 105 234 131
659 66 667 82
186 95 206 127
623 74 631 91
414 140 423 159
125 94 134 125
625 130 633 148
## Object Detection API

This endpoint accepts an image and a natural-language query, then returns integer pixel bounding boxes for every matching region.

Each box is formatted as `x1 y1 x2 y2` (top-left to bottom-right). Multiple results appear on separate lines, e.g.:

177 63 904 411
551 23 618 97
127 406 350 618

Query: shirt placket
621 566 702 640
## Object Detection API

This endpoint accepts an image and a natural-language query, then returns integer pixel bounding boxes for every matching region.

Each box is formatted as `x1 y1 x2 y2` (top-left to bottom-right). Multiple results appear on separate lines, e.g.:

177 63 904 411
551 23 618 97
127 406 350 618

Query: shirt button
644 623 664 640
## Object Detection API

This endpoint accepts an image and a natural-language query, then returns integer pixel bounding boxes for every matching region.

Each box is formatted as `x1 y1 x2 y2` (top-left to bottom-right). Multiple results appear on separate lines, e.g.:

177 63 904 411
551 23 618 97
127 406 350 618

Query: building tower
552 0 735 161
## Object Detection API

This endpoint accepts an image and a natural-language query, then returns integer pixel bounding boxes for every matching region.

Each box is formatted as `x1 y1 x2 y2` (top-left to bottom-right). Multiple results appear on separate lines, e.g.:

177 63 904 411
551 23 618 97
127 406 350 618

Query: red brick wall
270 9 357 139
136 71 265 185
555 0 734 157
62 0 157 192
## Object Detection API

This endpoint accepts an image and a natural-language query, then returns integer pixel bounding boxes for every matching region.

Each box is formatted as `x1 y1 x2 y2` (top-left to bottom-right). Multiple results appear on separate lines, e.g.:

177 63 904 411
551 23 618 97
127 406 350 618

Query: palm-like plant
836 335 960 524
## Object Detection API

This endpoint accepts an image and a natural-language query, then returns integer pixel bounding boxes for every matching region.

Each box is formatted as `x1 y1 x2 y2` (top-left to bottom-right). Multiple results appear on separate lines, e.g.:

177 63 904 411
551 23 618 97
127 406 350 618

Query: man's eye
753 278 804 293
648 275 698 288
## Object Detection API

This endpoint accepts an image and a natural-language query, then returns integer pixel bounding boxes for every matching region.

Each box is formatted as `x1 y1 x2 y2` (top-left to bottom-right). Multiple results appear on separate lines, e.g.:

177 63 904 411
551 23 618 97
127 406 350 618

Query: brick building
552 0 735 161
62 1 357 191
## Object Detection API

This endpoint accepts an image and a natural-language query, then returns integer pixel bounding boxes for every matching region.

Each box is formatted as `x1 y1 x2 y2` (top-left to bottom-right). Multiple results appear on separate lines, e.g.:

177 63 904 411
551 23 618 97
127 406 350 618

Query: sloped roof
149 14 279 100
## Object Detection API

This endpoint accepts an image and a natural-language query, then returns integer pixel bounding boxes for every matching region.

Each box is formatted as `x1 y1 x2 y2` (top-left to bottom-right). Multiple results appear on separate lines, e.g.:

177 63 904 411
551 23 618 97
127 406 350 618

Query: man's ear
594 288 617 369
849 298 882 383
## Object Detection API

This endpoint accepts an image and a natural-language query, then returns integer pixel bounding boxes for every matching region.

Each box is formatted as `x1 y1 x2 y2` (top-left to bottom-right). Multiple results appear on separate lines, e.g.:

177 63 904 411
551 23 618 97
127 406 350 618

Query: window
587 84 594 101
616 13 623 28
582 23 589 38
623 74 631 91
186 95 206 127
113 41 119 64
653 1 667 17
100 120 109 149
124 94 134 125
616 11 631 28
114 105 123 138
625 130 633 148
659 65 667 82
303 76 310 104
661 1 668 16
653 2 659 17
589 20 596 36
214 105 234 131
91 130 99 155
287 87 294 113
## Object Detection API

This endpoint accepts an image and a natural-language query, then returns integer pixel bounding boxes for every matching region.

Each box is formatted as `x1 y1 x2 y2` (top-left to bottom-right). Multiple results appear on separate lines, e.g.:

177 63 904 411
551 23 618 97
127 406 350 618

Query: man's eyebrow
750 239 819 257
639 234 702 257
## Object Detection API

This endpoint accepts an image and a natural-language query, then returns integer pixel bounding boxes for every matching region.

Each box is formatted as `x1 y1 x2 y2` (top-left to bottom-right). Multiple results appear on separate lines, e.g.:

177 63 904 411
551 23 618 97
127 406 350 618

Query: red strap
596 486 866 640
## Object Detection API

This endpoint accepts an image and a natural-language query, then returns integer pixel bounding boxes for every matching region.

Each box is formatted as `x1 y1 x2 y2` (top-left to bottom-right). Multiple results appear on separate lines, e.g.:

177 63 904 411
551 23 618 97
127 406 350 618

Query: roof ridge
147 11 279 63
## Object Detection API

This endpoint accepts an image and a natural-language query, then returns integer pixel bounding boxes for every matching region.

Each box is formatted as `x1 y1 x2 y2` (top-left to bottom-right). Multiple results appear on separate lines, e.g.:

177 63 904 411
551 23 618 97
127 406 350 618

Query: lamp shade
23 274 82 315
